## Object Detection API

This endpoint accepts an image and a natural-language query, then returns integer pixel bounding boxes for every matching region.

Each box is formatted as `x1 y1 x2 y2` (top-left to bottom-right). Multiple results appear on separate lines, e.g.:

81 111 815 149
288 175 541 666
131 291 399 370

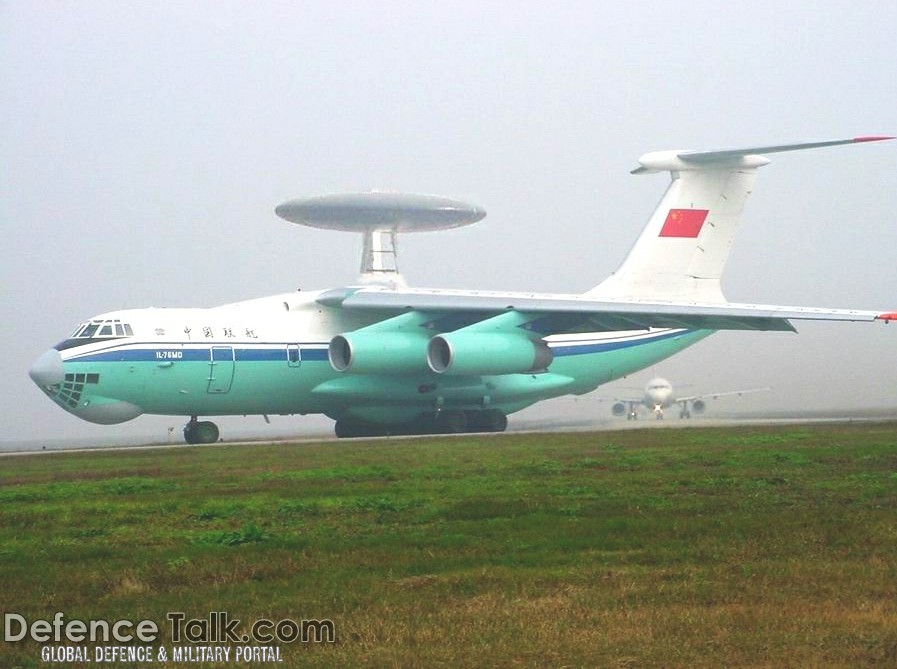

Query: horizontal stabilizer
632 136 894 173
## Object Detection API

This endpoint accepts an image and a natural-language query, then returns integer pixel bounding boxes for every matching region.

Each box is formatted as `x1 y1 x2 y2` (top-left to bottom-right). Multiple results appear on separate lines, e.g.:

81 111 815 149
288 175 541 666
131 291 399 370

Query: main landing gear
334 409 509 439
183 417 220 444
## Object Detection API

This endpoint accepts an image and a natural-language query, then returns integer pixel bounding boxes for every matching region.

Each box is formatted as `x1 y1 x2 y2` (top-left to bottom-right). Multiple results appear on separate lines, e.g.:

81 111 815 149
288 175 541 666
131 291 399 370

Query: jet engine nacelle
612 402 626 417
692 399 706 414
427 333 553 376
329 332 430 374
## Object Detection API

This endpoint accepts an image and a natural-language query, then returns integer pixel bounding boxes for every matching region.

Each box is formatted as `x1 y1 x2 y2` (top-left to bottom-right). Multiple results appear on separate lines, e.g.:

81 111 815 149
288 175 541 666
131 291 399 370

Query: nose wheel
183 417 220 444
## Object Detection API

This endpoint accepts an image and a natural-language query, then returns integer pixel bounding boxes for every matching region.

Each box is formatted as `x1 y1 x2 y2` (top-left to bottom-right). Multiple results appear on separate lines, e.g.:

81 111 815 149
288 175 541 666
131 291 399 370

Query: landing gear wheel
466 409 508 432
435 410 468 434
334 419 388 438
183 419 220 444
335 419 362 438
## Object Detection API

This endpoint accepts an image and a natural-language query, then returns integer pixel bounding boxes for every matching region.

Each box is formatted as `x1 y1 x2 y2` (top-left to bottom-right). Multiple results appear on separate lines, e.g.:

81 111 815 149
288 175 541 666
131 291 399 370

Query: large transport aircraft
29 137 895 442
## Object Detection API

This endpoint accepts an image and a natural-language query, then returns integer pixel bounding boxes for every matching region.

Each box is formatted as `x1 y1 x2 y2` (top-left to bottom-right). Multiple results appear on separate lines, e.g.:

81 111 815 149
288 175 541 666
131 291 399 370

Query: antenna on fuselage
274 192 486 288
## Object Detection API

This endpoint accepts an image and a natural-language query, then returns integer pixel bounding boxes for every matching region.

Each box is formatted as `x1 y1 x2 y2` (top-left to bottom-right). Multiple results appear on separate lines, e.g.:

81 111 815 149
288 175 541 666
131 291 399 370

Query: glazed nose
29 349 64 387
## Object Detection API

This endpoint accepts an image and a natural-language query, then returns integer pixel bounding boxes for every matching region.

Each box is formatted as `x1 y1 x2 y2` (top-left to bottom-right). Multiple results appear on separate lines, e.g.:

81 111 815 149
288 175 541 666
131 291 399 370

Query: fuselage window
98 325 113 336
81 323 100 338
124 324 134 336
114 324 125 336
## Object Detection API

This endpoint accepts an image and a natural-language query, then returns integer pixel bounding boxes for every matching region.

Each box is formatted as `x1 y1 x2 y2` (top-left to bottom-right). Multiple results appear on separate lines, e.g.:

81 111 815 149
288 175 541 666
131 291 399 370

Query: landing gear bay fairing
30 138 895 442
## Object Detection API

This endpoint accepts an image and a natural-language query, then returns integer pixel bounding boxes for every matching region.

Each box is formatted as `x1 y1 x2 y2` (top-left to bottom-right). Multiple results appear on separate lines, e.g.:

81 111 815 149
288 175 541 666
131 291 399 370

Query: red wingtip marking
853 135 896 143
876 312 897 321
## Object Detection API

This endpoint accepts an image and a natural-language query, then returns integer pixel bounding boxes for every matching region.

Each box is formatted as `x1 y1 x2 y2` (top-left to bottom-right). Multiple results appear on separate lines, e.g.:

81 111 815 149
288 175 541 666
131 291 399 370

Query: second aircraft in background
611 377 768 420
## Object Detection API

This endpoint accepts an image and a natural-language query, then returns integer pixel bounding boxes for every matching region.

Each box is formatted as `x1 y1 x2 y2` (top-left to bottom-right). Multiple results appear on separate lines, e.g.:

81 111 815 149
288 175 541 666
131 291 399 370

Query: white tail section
586 136 894 303
589 165 758 302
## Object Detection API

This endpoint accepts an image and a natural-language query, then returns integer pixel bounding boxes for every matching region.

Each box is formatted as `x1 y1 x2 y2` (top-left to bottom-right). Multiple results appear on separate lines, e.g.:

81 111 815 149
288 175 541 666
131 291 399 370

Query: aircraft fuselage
30 289 710 435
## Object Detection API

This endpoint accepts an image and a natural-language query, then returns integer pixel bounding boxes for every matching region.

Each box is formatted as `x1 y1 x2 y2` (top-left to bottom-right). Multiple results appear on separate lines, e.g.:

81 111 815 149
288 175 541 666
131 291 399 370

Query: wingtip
852 135 896 143
875 311 897 322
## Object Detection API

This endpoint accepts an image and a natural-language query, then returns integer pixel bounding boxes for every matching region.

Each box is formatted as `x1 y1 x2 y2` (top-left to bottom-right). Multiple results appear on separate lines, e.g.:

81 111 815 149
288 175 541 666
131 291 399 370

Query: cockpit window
57 318 136 352
69 319 135 339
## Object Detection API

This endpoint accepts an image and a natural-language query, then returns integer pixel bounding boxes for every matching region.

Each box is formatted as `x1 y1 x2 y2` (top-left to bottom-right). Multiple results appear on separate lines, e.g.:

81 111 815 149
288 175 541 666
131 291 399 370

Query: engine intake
427 332 553 376
328 332 430 374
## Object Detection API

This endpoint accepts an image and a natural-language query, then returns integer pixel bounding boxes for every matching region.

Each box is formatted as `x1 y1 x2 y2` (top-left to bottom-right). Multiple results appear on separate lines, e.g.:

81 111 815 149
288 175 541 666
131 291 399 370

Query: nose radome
29 348 64 387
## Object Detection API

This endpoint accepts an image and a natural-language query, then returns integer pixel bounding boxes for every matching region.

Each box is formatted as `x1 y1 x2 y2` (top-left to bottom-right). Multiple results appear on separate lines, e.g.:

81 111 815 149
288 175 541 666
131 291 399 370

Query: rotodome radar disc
274 192 486 232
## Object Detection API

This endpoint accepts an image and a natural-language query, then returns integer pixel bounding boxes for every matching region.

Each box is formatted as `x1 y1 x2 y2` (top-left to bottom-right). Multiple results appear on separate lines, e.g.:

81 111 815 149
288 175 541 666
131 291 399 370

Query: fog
2 1 895 444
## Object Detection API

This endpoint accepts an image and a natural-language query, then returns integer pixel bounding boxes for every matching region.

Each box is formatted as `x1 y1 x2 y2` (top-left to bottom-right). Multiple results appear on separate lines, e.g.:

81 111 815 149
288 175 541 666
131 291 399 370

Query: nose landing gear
183 417 220 444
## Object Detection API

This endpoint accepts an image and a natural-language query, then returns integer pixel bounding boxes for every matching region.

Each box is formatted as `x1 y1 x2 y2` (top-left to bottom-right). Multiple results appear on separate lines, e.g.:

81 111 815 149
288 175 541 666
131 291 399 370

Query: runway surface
2 413 893 457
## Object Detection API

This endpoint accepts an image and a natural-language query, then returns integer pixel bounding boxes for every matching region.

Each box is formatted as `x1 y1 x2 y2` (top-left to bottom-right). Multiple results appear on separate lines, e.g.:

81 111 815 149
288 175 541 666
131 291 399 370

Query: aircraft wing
676 387 770 403
317 286 895 335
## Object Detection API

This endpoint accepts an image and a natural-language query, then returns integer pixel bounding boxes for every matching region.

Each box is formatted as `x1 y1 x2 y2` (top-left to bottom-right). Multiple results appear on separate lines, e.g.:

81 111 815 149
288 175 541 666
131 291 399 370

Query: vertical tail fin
586 137 894 303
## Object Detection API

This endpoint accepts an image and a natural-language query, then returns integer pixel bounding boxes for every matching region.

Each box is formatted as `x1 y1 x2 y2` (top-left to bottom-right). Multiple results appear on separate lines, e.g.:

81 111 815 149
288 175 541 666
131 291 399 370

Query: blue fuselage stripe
67 345 330 363
63 330 691 364
549 329 688 357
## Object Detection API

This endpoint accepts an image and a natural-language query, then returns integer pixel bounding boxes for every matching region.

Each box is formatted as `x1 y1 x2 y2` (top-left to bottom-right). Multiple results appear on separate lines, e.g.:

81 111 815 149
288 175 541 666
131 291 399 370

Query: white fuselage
643 377 675 411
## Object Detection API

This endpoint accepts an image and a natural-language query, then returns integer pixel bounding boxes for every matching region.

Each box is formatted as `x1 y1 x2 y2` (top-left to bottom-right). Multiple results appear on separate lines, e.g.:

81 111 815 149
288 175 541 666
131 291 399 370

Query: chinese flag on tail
659 208 709 238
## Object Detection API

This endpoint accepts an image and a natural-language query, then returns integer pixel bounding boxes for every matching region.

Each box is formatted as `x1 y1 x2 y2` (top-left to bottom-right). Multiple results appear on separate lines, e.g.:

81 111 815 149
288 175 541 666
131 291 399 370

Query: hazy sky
3 1 896 444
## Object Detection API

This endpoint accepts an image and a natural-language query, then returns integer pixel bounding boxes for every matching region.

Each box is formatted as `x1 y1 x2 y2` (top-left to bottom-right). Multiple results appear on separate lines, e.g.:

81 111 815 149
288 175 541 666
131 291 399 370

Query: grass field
2 422 896 668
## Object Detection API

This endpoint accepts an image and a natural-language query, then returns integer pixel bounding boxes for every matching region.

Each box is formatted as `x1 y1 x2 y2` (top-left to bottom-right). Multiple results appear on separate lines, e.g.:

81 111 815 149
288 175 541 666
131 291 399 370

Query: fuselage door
287 344 302 368
207 346 235 394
